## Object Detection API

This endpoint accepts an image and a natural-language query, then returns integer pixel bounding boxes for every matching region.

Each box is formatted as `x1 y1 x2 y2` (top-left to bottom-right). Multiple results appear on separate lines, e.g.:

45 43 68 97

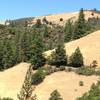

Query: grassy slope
0 63 30 99
34 71 99 100
45 30 100 67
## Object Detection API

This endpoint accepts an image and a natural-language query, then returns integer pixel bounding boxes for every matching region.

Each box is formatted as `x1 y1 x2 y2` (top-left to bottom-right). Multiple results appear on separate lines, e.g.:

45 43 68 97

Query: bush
77 81 100 100
79 81 84 86
90 60 98 67
65 67 72 72
60 66 65 71
32 68 46 85
76 67 95 76
69 47 84 67
0 98 13 100
49 90 63 100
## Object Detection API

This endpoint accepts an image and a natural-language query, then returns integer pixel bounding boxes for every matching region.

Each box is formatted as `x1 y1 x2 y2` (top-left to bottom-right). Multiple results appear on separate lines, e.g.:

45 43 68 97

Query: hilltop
30 10 100 26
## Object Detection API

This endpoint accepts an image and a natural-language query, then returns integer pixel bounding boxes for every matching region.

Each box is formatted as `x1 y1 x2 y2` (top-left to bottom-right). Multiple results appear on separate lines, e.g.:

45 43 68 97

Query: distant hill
30 10 100 26
8 17 34 26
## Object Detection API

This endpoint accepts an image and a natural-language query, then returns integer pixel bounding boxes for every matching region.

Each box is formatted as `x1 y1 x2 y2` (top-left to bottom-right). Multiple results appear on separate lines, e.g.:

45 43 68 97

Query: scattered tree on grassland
64 19 73 42
77 81 100 100
69 47 84 67
48 35 67 67
73 8 86 39
17 65 37 100
49 90 63 100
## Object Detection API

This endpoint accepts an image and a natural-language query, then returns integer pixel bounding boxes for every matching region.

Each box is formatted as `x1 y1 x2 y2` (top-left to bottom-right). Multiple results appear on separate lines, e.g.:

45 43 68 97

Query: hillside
34 71 99 100
31 10 100 26
0 63 30 99
45 30 100 67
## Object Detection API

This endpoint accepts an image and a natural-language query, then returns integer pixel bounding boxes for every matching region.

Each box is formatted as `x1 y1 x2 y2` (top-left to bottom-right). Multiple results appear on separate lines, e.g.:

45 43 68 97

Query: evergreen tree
21 32 31 61
17 65 36 100
73 8 86 39
2 39 15 69
64 20 73 42
0 40 4 70
48 36 67 67
69 47 84 67
77 81 100 100
43 25 49 38
49 90 63 100
30 33 46 69
34 19 42 28
14 32 23 63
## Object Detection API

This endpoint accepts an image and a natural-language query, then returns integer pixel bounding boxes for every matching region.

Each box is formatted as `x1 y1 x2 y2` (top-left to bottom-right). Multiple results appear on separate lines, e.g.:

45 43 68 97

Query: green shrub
69 47 84 67
0 98 13 100
91 60 98 67
77 81 100 100
79 81 84 86
49 90 63 100
76 67 95 76
60 66 65 71
94 70 100 76
32 68 46 85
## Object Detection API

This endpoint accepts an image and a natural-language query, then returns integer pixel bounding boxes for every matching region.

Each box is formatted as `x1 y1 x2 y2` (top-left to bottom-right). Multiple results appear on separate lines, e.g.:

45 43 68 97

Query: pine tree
64 20 73 42
73 8 86 39
69 47 84 67
30 33 46 69
2 39 14 69
43 25 49 37
49 90 63 100
34 19 42 28
14 32 23 63
0 40 4 70
48 35 67 67
17 65 36 100
21 32 31 61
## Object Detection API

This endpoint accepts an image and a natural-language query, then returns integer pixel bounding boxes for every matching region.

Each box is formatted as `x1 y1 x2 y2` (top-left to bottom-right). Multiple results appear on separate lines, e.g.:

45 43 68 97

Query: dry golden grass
45 30 100 67
34 71 99 100
0 63 30 99
31 10 100 26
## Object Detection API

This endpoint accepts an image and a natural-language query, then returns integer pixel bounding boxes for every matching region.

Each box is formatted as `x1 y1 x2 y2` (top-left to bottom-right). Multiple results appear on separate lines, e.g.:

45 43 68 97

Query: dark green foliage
0 8 100 71
73 8 87 39
77 81 100 100
49 90 63 100
0 39 15 70
32 68 46 85
76 67 95 76
79 81 84 86
64 20 73 42
33 19 42 28
0 98 13 100
18 65 36 100
76 67 100 76
30 33 46 69
43 25 49 37
0 24 6 29
69 47 84 67
48 42 67 67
